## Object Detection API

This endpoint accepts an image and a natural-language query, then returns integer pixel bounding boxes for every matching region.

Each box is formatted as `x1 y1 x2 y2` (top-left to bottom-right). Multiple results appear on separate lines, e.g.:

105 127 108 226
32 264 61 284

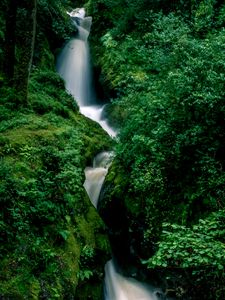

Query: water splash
104 260 162 300
80 105 117 137
67 8 85 19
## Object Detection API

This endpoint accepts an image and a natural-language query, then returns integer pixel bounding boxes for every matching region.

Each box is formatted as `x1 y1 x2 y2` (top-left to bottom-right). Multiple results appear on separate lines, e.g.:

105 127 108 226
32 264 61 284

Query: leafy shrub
144 210 225 299
145 210 225 269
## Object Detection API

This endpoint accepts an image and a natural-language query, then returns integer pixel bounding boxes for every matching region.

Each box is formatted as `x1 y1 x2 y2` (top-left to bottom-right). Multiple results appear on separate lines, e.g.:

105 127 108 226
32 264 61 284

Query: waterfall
104 260 161 300
57 8 161 300
56 8 116 137
56 13 92 106
84 151 114 208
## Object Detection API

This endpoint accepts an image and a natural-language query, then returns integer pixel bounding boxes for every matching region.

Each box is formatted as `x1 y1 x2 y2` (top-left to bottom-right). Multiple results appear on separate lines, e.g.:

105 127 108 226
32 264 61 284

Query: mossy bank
0 68 112 299
0 1 112 298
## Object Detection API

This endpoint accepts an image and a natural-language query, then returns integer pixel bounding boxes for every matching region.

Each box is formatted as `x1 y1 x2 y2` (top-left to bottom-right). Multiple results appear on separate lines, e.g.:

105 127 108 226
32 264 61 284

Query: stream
56 8 161 300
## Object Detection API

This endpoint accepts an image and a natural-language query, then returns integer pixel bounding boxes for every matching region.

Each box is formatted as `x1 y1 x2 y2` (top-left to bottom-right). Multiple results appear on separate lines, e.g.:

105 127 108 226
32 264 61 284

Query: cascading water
56 8 91 103
56 8 116 137
104 260 161 300
84 151 114 208
57 8 161 300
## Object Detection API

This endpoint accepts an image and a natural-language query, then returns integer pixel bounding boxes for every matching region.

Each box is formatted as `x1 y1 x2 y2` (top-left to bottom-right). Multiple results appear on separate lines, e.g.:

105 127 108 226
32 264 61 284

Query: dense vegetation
1 0 225 299
0 1 111 299
86 0 225 298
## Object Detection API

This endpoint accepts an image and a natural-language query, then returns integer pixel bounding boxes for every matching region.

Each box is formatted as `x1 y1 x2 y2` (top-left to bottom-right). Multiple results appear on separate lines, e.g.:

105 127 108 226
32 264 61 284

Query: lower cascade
57 8 161 300
104 260 160 300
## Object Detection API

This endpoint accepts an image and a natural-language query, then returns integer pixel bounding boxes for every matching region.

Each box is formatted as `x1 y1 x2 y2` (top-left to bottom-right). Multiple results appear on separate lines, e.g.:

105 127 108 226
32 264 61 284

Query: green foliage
216 3 225 27
99 11 225 226
0 60 110 300
37 0 75 43
77 269 93 281
29 69 78 115
0 1 111 298
145 210 225 270
92 1 225 298
194 0 215 33
77 245 95 282
0 73 111 297
143 211 225 298
0 105 110 298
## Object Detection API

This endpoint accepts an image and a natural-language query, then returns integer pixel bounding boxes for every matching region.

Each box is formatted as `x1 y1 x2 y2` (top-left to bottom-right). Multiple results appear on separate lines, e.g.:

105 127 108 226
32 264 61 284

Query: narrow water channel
56 8 161 300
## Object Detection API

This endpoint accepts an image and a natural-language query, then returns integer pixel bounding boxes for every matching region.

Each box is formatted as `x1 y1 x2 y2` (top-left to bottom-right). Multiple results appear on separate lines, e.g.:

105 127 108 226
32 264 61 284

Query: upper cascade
67 7 85 19
67 8 92 40
56 7 94 106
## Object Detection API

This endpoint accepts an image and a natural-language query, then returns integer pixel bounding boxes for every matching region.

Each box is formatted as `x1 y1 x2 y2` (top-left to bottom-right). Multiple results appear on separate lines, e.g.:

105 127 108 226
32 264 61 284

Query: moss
76 200 105 247
0 272 31 299
95 233 111 254
62 230 81 292
0 91 111 299
73 194 110 299
80 121 113 164
75 282 103 300
99 160 128 208
38 37 55 70
1 1 112 298
29 278 41 300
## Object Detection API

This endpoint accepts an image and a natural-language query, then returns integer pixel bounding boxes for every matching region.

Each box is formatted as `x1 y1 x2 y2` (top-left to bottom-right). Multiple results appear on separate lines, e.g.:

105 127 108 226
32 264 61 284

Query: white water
80 105 116 137
57 8 160 300
84 151 114 208
105 260 160 300
56 10 116 137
